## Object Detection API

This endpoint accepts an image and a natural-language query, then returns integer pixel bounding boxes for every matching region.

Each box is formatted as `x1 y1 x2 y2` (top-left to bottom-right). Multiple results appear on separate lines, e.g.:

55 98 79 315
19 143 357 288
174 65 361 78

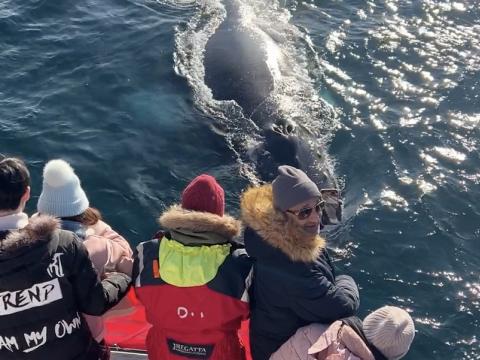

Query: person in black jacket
240 165 360 360
0 156 131 360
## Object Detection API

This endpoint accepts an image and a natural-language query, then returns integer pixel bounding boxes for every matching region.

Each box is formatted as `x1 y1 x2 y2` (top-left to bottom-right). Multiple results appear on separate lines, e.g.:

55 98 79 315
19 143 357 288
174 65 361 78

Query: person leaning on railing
133 174 253 360
0 156 131 360
240 165 360 360
35 158 134 360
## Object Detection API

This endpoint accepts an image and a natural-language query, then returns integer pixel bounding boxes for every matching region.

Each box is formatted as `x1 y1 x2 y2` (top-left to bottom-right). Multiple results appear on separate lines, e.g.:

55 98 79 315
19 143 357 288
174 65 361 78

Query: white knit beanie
37 159 89 217
363 306 415 360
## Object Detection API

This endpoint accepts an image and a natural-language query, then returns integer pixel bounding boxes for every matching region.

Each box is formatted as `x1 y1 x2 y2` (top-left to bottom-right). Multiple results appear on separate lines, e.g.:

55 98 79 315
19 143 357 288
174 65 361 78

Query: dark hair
61 207 102 226
0 157 30 211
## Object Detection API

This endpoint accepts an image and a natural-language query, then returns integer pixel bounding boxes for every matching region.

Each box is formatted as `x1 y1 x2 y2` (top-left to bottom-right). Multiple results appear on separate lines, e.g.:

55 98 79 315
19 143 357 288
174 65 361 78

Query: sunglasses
286 200 325 220
285 189 343 224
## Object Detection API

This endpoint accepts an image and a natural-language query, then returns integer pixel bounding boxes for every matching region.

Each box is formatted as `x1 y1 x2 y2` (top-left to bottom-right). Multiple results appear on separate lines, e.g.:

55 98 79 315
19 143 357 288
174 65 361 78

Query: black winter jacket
241 185 360 360
0 215 131 360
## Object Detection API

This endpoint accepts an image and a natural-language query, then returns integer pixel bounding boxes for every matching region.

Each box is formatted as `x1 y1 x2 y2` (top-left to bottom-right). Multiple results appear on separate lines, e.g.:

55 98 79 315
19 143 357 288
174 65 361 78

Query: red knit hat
181 174 225 217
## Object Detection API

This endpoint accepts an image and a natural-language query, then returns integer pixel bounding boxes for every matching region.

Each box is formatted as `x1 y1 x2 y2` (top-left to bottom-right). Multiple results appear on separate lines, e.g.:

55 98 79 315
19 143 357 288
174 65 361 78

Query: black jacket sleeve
69 233 131 316
290 273 360 323
131 244 141 287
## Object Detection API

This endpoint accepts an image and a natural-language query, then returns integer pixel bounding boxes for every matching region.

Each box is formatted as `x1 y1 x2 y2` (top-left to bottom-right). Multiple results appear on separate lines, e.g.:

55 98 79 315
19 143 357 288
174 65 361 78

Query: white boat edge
111 350 148 359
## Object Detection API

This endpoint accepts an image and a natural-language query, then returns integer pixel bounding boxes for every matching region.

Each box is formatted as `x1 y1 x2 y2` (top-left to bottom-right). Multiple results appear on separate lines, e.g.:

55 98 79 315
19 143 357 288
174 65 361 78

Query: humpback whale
204 0 335 188
204 1 273 118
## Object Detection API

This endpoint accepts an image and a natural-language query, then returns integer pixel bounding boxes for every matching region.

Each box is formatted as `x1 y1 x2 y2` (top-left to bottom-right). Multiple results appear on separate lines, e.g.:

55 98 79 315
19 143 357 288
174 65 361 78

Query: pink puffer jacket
82 220 134 341
270 321 375 360
84 220 133 276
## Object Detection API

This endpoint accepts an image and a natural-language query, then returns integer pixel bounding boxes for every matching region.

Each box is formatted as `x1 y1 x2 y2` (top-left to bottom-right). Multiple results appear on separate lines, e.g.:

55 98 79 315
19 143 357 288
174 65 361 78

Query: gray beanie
272 165 321 211
37 159 89 217
363 306 415 360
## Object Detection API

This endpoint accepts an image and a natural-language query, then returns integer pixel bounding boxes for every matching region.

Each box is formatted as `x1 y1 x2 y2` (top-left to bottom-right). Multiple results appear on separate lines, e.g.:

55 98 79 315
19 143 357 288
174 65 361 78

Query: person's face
286 197 322 234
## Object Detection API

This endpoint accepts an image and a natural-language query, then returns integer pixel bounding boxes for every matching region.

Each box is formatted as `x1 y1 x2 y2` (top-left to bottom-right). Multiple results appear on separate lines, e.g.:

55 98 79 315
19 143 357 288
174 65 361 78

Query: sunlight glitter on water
380 189 409 209
449 112 480 130
415 317 442 329
434 146 467 163
466 282 480 299
320 0 480 137
417 179 438 194
316 1 480 205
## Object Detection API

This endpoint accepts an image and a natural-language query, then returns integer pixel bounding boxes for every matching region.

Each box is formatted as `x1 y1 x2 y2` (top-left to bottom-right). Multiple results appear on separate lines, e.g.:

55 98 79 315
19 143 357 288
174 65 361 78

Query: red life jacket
133 235 252 360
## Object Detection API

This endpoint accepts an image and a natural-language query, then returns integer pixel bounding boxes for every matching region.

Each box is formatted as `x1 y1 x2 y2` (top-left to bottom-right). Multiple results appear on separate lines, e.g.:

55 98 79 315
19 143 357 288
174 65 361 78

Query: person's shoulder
243 225 260 239
139 236 161 248
26 214 73 247
310 246 334 267
53 229 88 257
242 225 268 255
230 247 253 266
88 219 111 234
218 247 253 282
135 236 161 259
56 227 78 238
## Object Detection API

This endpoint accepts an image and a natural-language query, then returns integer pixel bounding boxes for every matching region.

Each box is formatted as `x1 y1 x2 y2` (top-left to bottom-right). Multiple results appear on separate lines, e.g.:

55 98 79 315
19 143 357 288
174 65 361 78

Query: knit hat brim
272 165 321 211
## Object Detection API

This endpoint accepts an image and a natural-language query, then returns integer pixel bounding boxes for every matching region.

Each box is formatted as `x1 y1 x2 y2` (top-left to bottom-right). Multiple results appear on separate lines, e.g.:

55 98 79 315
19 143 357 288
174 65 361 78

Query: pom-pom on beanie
37 159 89 217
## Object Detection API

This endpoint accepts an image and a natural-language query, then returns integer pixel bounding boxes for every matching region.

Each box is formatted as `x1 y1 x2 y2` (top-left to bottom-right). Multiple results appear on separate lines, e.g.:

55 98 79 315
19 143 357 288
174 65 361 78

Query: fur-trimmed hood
0 215 60 288
241 185 326 263
159 205 241 243
0 215 59 254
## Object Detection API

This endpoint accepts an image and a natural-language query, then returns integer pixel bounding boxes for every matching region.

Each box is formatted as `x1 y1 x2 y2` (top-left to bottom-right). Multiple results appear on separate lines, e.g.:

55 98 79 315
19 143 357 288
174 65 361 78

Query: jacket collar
0 212 29 232
0 215 59 254
241 185 325 263
159 205 241 245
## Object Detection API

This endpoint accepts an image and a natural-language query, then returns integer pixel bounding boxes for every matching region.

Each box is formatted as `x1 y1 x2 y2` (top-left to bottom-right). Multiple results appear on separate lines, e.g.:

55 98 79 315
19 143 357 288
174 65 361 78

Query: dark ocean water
1 0 479 358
